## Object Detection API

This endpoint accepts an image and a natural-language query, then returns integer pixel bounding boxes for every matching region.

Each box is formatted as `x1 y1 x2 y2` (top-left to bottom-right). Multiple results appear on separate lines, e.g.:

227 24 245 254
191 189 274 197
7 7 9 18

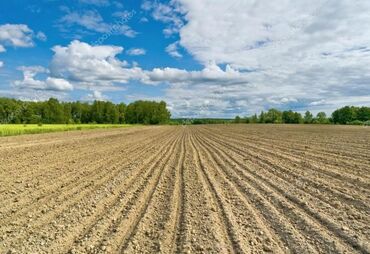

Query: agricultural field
0 124 134 137
0 125 369 253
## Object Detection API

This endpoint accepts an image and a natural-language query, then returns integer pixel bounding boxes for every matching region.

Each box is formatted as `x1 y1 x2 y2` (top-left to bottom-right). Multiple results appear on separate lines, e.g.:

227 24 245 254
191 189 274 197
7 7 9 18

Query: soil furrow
192 130 316 253
0 128 173 225
1 125 368 254
197 128 368 253
4 133 178 253
198 127 370 210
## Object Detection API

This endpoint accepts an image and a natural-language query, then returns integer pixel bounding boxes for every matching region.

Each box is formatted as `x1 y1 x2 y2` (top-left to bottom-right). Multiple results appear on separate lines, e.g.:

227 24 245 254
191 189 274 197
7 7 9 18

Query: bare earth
0 125 369 254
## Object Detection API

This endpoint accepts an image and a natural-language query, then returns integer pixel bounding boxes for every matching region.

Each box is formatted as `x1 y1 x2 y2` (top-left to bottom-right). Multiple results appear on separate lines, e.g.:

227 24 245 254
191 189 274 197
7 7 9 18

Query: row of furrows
199 127 370 202
187 133 239 253
221 128 370 180
216 125 370 152
204 125 370 165
88 129 183 254
189 133 286 253
1 125 368 253
0 127 149 151
193 129 345 253
171 129 237 254
173 128 188 254
203 126 370 180
0 127 159 193
0 128 158 202
22 129 181 252
198 127 370 215
191 130 312 253
198 127 370 233
120 130 187 253
0 127 171 223
1 128 180 253
216 126 370 153
222 127 370 178
1 128 176 251
195 127 369 253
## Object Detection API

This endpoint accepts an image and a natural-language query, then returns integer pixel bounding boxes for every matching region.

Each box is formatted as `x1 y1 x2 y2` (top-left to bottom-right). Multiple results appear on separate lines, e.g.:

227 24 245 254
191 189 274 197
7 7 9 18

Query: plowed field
0 125 369 253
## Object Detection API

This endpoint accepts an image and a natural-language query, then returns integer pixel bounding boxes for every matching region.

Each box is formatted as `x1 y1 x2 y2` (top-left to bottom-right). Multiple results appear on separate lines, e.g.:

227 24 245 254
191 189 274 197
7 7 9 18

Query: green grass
0 124 135 137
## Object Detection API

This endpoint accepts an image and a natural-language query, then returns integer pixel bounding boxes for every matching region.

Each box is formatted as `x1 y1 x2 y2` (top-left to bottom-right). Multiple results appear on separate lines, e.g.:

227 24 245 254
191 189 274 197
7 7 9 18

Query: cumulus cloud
141 0 185 36
50 40 146 88
83 90 108 101
29 40 248 91
147 63 245 85
0 61 3 68
13 66 73 91
0 89 68 102
0 24 34 47
126 48 146 56
59 10 136 38
139 0 370 117
165 41 182 58
45 78 73 91
0 24 46 51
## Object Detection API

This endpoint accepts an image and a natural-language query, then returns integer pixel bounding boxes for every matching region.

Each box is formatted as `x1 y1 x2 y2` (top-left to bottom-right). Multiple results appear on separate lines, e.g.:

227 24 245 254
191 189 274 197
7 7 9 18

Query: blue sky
0 0 369 117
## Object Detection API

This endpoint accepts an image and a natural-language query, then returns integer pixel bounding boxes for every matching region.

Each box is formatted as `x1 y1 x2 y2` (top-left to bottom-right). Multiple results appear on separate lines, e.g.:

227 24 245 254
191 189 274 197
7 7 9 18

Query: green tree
250 114 258 123
265 109 283 123
63 103 73 124
357 107 370 122
282 110 302 124
125 100 171 124
117 103 126 124
259 111 266 123
42 98 65 124
304 111 313 124
315 112 330 124
332 106 357 124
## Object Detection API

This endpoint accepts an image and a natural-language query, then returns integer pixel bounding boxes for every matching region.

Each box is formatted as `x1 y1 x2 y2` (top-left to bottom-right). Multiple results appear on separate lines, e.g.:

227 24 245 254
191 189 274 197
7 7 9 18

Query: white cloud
46 77 73 91
112 11 132 19
0 89 68 102
83 90 108 101
59 10 137 38
141 0 185 36
126 48 146 56
0 24 46 52
139 17 149 23
50 40 146 88
147 63 244 85
79 0 110 6
113 1 124 9
166 41 182 58
36 31 47 41
45 41 248 90
0 61 3 68
13 66 73 91
0 24 34 47
138 0 370 117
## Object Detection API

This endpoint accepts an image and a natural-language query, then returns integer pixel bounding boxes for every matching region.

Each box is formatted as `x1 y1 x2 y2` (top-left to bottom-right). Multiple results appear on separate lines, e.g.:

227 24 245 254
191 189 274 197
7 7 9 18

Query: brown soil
0 125 369 253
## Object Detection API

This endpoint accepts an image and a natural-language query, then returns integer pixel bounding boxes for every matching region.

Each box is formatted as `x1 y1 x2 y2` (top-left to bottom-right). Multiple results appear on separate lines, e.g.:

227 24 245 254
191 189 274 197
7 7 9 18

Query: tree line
0 98 171 125
234 106 370 125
